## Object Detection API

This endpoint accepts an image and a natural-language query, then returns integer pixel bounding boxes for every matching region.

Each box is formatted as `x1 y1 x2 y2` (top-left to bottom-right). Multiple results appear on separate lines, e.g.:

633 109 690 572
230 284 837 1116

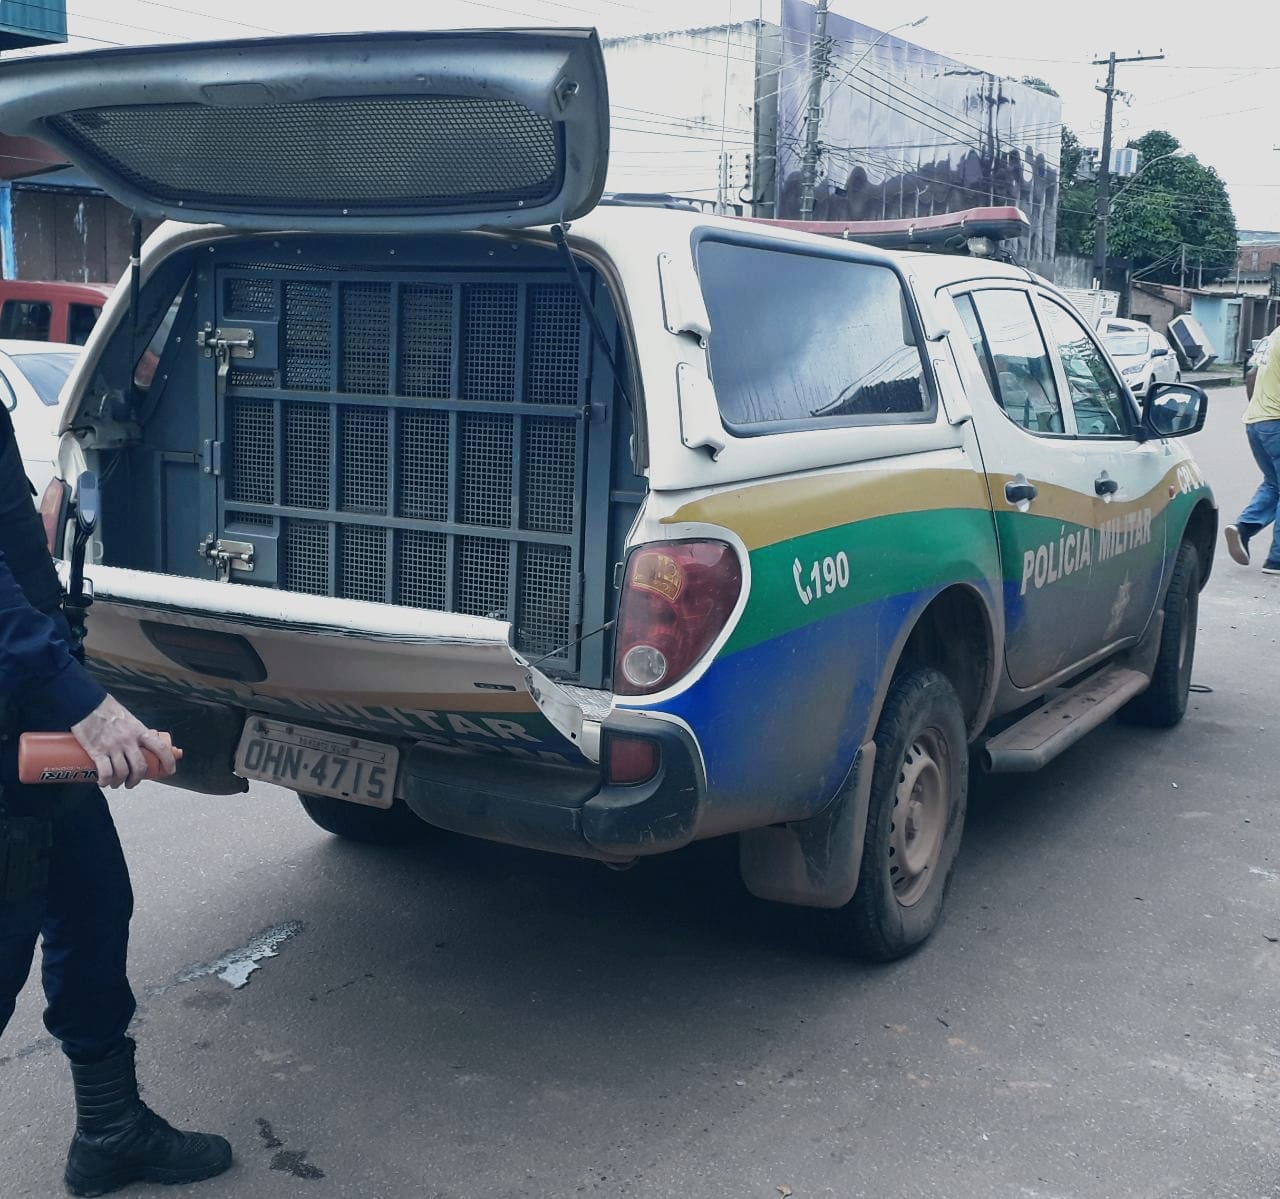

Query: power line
133 1 281 35
824 76 986 155
825 63 985 147
612 103 756 137
64 8 188 39
826 51 991 143
612 123 755 148
0 1 124 43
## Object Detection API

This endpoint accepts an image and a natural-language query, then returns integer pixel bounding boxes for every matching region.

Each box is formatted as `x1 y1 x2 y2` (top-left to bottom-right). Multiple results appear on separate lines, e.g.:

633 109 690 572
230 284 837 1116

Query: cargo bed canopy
0 28 610 233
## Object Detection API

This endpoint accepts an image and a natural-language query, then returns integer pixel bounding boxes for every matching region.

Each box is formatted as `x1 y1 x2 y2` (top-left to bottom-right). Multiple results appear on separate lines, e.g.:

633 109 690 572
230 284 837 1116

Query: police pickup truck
3 29 1215 959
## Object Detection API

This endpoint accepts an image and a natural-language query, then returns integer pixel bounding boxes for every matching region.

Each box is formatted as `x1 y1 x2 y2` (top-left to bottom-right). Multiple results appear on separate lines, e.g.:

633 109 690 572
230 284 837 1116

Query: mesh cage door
211 257 607 683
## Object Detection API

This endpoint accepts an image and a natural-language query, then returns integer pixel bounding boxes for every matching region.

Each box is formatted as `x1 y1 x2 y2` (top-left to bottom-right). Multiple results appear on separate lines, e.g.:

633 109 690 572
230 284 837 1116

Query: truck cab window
967 289 1064 435
0 299 52 341
954 293 999 400
68 303 101 346
1041 300 1134 438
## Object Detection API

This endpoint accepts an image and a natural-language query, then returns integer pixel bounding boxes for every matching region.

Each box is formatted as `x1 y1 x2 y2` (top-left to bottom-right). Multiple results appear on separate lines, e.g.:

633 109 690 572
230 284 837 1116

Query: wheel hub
889 731 947 907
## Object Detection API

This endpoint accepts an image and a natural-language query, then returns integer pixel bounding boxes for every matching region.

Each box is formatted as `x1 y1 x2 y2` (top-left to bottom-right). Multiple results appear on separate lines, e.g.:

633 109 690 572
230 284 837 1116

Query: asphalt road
2 386 1277 1199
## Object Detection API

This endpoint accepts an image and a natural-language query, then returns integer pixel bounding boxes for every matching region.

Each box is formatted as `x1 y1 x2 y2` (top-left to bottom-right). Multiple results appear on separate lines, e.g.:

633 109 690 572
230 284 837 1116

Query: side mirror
73 470 99 538
1150 345 1169 357
1143 382 1207 438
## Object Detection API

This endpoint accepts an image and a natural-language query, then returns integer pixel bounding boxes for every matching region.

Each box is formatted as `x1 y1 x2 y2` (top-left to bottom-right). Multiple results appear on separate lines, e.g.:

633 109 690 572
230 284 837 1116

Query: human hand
70 695 178 788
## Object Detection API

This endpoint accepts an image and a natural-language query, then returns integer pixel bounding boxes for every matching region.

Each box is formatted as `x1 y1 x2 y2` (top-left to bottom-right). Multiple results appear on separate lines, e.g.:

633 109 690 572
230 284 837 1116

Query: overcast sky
27 0 1280 231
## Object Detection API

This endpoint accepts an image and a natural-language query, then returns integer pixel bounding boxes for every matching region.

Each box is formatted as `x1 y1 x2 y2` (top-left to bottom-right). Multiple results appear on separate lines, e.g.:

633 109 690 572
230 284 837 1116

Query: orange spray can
17 732 182 785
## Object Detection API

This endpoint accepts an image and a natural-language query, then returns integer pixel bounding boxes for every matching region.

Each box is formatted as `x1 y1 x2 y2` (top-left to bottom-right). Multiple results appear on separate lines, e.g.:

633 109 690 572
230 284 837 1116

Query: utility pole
798 0 831 221
1093 49 1165 291
1180 243 1186 306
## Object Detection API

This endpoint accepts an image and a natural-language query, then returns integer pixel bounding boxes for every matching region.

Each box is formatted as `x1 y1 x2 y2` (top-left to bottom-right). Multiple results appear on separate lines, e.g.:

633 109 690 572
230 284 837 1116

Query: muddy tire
826 667 968 962
298 794 431 846
1120 540 1200 729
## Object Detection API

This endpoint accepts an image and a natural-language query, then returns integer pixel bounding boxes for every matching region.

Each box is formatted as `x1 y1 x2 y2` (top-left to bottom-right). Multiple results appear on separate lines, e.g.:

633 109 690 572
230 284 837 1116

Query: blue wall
1190 295 1242 364
0 1 66 50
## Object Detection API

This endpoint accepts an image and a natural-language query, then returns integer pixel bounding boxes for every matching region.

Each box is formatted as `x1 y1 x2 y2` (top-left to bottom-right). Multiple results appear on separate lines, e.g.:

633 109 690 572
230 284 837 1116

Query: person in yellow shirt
1225 339 1280 573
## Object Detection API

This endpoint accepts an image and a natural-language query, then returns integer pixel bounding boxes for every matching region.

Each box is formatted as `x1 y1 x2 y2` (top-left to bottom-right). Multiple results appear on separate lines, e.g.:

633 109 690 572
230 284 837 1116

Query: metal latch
198 534 254 581
196 323 256 391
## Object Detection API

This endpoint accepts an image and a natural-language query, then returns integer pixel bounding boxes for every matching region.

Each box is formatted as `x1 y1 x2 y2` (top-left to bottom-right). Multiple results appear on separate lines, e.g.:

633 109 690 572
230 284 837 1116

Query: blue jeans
1240 419 1280 566
0 782 136 1063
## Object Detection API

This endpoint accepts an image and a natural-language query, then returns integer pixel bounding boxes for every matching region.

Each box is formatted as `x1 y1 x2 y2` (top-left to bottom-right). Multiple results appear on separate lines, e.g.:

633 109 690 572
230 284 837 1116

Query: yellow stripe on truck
664 467 992 551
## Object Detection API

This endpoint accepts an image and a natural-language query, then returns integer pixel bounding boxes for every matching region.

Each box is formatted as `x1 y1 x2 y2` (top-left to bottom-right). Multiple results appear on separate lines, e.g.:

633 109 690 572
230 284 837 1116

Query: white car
1 338 81 497
1101 319 1180 396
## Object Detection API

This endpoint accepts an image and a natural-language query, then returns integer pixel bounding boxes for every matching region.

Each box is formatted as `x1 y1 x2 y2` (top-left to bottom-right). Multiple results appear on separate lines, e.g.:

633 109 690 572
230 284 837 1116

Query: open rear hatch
10 29 615 786
0 28 609 232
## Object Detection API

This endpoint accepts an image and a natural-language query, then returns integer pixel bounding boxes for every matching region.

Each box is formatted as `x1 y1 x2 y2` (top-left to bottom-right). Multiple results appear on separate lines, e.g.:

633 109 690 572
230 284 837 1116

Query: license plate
235 718 398 808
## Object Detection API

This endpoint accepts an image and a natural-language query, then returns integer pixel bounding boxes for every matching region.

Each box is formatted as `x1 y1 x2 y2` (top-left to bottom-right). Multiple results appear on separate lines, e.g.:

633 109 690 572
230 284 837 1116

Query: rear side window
68 303 101 346
697 239 932 430
0 299 52 341
966 290 1064 435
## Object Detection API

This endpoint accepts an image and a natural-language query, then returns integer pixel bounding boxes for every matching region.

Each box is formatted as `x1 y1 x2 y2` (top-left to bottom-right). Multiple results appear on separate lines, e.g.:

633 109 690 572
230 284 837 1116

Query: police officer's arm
0 549 176 788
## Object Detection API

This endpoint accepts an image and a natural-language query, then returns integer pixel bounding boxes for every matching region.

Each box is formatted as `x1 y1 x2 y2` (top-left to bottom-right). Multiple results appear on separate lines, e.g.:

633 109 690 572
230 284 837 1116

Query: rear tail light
604 735 660 786
613 540 742 696
38 478 70 557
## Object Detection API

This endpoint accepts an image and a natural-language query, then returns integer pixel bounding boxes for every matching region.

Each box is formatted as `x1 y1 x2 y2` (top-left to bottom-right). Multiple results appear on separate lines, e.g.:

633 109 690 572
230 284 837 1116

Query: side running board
981 665 1150 774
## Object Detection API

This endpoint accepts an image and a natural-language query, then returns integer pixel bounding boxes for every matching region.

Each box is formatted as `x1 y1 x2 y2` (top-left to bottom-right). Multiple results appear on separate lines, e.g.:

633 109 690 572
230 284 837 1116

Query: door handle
1094 476 1119 497
1004 480 1038 504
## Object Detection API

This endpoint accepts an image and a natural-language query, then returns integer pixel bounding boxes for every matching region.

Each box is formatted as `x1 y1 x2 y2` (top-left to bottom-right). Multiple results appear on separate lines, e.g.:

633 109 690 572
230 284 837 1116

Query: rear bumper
107 681 707 861
400 718 705 861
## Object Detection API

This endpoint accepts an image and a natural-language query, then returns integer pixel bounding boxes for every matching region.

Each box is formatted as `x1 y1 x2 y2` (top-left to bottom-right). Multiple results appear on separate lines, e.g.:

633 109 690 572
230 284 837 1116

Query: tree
1054 127 1238 284
1109 131 1238 284
1020 76 1060 97
1055 125 1096 256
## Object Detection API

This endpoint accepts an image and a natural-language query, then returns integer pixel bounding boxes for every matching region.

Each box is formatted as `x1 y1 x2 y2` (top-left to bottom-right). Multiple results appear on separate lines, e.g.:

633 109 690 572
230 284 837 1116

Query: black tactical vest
0 401 63 619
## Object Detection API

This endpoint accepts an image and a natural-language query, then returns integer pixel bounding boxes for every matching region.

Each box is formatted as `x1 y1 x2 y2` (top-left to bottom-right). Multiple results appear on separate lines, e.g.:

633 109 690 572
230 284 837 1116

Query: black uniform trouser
0 781 136 1063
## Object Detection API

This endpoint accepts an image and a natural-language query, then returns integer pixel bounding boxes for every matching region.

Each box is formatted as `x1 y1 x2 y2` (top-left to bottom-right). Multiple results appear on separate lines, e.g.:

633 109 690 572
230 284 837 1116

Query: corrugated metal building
0 0 65 50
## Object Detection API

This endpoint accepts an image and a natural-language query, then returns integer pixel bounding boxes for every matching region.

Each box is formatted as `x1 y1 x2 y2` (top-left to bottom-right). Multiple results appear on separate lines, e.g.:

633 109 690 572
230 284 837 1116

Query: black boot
63 1039 232 1197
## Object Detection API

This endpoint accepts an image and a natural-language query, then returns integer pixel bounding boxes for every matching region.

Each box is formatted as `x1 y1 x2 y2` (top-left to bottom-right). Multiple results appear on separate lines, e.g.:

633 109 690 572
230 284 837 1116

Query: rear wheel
1120 540 1200 728
826 667 968 961
298 793 431 845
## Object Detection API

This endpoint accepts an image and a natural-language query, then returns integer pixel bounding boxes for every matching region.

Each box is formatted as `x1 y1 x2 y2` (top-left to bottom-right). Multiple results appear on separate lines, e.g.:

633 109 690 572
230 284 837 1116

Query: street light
1107 148 1190 211
842 14 929 83
1094 148 1188 296
824 15 930 108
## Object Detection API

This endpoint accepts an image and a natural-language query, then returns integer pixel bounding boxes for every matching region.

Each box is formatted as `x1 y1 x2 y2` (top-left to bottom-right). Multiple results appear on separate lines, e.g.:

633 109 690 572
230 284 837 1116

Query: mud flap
738 741 877 909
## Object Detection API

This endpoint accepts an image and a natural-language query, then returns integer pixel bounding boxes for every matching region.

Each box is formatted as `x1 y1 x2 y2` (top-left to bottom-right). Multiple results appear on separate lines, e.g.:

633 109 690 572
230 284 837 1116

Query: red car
0 278 112 345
